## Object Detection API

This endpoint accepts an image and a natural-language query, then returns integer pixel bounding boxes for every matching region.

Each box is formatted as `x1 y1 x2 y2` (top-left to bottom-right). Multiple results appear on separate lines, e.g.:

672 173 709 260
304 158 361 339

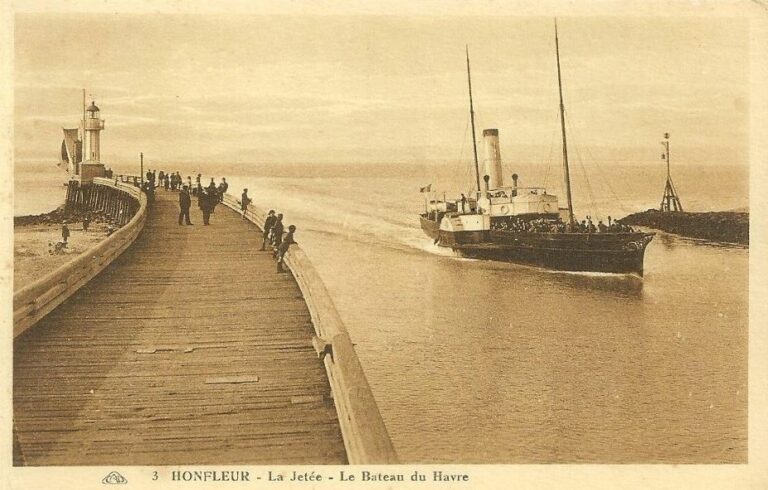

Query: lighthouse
79 97 106 183
84 101 104 162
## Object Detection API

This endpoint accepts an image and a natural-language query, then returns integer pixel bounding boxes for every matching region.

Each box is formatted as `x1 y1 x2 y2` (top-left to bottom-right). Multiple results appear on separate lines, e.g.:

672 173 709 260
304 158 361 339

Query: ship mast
466 45 481 193
554 20 575 227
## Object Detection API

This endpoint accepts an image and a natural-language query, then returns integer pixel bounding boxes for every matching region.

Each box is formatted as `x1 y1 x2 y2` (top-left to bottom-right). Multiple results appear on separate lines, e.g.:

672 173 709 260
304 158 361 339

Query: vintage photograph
5 1 764 487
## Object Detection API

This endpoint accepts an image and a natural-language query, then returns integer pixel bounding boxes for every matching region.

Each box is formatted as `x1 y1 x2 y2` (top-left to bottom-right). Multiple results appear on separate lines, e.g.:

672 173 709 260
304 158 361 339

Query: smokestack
482 129 503 189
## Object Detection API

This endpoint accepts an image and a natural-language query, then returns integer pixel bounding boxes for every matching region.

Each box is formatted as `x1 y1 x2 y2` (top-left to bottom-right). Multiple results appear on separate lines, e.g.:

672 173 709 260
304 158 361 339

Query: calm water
13 162 69 216
14 161 749 463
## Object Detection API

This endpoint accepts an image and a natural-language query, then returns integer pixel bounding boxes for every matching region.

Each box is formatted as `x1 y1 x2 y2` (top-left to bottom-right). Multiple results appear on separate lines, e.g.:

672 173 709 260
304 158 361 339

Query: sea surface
13 162 69 216
14 160 749 463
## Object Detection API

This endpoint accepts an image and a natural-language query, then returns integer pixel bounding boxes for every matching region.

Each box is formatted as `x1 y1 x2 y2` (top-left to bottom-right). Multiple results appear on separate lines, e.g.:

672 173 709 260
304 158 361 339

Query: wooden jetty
13 178 397 465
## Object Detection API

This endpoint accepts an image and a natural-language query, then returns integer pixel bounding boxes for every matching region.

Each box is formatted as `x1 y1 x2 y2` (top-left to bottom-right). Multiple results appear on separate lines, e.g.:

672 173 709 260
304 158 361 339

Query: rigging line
456 113 473 191
565 114 598 219
567 118 631 213
541 108 561 192
589 158 631 212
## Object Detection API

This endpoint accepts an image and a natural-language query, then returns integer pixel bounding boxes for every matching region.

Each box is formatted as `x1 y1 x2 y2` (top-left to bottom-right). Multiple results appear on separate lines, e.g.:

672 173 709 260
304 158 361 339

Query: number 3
153 471 158 480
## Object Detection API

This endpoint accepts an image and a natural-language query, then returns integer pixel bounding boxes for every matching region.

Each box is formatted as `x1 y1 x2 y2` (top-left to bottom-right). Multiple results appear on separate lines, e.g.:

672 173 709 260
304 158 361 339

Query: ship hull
421 215 653 275
419 215 441 240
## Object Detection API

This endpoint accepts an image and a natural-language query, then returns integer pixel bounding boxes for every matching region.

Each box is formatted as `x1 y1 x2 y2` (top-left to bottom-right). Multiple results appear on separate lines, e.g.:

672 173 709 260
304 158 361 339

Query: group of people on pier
176 179 297 272
145 169 229 199
260 209 297 273
492 216 635 234
177 181 224 226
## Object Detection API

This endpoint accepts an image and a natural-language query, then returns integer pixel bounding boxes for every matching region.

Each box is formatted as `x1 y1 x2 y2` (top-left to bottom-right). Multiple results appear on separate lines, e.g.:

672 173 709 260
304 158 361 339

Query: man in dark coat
199 188 212 225
179 185 193 225
271 214 284 255
276 225 297 273
206 185 218 214
260 209 276 250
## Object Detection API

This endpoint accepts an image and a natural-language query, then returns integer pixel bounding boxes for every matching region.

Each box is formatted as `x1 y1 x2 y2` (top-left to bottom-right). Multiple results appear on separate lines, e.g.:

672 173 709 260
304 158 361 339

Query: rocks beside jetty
619 209 749 245
14 206 115 227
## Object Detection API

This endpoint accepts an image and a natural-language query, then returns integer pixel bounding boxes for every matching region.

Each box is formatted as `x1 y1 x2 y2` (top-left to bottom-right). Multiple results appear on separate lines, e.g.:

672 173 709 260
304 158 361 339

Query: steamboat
419 22 654 276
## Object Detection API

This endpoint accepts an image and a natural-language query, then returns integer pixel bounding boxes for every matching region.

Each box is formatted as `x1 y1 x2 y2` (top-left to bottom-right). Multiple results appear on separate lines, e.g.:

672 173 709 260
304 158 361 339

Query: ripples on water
15 162 748 463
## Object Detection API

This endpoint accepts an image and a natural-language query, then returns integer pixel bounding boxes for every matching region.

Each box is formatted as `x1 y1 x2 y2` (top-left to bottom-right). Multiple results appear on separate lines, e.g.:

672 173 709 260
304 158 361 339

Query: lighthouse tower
79 99 106 183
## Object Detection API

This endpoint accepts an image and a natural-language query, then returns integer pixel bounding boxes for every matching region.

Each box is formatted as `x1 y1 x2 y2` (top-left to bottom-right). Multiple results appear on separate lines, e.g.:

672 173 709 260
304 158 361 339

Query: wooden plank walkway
13 189 347 465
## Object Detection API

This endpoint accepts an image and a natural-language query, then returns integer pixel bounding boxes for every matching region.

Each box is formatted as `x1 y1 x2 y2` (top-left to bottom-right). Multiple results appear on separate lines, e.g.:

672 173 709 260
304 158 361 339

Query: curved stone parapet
13 178 148 338
222 193 399 464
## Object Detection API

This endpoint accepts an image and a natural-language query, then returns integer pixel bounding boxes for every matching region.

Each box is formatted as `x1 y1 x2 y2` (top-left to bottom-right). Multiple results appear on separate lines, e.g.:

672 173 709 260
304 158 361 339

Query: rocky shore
619 209 749 245
14 205 115 227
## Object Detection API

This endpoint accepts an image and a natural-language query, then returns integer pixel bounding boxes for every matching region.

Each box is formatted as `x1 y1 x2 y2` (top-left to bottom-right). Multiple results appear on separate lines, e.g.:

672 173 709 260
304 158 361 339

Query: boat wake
542 269 641 278
241 180 460 257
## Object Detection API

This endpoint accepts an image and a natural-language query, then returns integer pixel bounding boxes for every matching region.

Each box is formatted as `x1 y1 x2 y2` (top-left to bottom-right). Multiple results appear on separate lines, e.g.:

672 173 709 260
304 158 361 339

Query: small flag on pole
420 184 432 193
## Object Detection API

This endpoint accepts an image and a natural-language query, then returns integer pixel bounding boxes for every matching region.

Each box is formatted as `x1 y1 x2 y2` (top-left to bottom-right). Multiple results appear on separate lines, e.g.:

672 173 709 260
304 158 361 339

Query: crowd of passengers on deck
491 216 636 234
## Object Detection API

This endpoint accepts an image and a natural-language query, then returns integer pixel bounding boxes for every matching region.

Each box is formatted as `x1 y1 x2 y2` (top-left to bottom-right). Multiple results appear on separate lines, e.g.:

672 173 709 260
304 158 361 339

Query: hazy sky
14 13 749 166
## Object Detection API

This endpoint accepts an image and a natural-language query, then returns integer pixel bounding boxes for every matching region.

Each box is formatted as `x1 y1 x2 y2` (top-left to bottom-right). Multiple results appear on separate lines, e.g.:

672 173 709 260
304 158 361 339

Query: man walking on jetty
206 179 218 213
261 209 276 250
276 225 297 273
179 185 193 225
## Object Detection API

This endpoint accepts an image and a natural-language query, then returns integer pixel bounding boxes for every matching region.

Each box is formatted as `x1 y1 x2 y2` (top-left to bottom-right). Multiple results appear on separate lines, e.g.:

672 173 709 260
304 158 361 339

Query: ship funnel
483 129 503 189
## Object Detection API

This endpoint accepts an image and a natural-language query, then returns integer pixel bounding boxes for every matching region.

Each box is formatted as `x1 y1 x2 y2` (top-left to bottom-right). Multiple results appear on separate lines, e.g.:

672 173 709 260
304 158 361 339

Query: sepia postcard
1 0 767 489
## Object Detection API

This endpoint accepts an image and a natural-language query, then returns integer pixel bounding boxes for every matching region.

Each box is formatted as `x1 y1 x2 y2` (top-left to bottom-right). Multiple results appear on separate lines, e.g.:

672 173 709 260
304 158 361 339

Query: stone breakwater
620 209 749 245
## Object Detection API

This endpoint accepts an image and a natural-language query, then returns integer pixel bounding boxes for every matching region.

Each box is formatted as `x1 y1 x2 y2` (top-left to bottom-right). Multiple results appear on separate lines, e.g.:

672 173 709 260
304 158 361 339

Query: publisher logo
102 471 128 484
